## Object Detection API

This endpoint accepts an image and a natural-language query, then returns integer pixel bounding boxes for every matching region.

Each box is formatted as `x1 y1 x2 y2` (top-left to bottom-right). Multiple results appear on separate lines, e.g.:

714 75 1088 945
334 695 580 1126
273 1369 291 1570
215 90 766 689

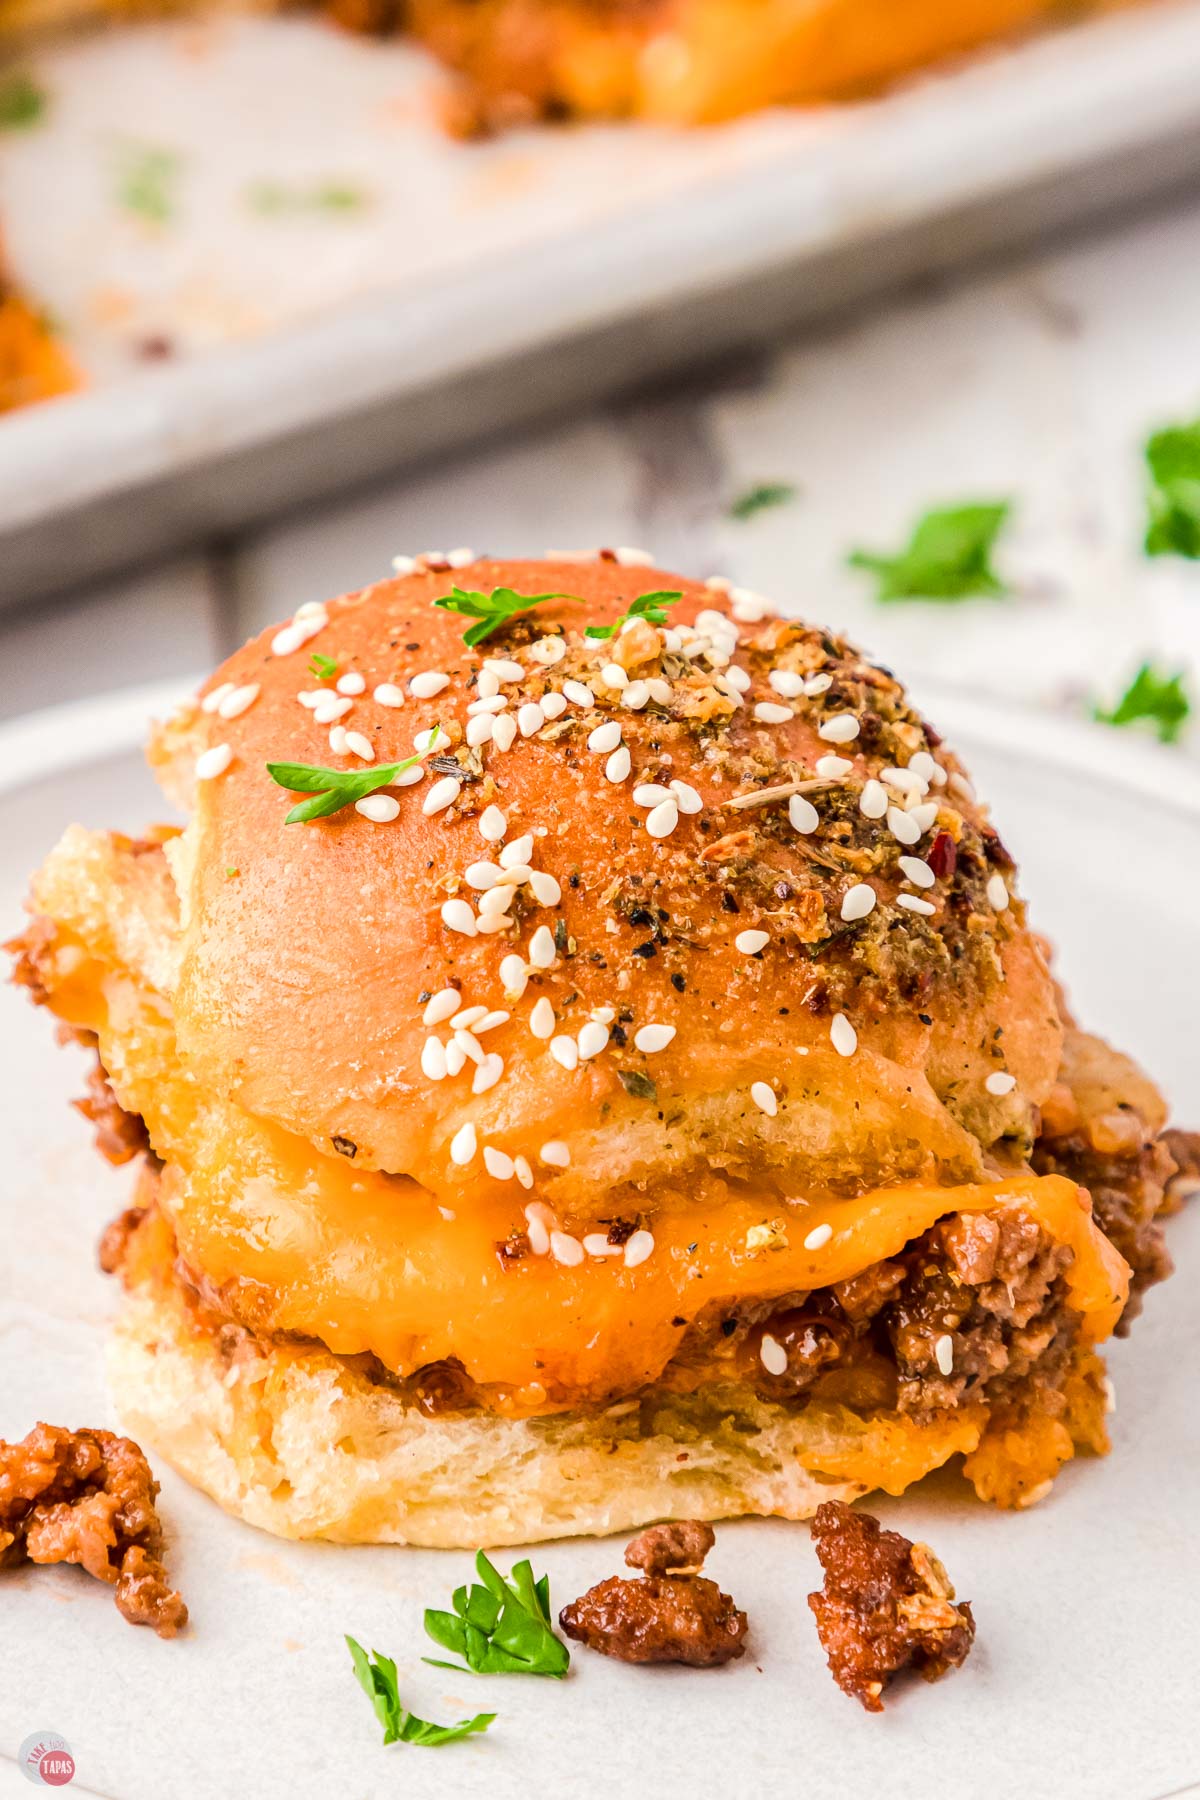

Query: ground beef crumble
560 1521 747 1666
808 1500 974 1711
0 1423 187 1637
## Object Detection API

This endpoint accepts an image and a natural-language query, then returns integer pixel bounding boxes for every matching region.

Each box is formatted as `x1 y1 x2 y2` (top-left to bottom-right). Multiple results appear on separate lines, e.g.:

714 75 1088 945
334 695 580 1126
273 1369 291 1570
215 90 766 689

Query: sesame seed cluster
191 548 1022 1280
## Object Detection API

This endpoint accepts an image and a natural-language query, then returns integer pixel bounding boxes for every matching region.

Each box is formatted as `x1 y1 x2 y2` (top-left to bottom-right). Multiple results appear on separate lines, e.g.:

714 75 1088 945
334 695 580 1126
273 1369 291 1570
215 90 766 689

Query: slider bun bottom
107 1268 985 1549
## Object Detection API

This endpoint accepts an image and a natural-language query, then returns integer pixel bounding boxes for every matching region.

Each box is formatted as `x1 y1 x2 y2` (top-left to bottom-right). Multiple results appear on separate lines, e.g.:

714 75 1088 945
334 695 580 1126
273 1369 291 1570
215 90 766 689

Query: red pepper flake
927 832 957 879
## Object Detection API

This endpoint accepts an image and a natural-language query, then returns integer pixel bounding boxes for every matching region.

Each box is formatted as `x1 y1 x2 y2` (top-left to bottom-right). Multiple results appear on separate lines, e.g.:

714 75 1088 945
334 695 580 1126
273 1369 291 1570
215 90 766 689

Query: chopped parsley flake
309 653 339 681
1094 662 1190 744
848 501 1011 602
424 1551 570 1678
115 143 182 226
585 590 682 640
346 1636 494 1747
435 586 577 648
1144 418 1200 558
247 180 369 217
0 72 48 131
729 482 796 521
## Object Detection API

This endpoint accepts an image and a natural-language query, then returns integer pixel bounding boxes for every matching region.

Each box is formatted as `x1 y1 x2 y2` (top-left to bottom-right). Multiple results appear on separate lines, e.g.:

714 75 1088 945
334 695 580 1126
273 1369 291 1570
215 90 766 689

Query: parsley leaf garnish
0 72 47 130
346 1636 495 1746
115 142 181 226
267 728 438 822
584 590 682 640
434 586 577 648
309 652 339 681
847 501 1011 602
729 482 796 521
1094 662 1190 744
1144 419 1200 557
423 1551 570 1678
247 179 368 216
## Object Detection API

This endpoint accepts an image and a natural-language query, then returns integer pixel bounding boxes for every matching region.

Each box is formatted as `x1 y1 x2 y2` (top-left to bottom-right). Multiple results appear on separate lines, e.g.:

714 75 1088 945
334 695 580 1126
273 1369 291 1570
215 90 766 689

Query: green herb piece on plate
0 72 48 131
1144 419 1200 558
346 1636 495 1746
848 501 1011 602
584 590 682 640
1093 662 1190 744
423 1551 570 1678
729 482 796 521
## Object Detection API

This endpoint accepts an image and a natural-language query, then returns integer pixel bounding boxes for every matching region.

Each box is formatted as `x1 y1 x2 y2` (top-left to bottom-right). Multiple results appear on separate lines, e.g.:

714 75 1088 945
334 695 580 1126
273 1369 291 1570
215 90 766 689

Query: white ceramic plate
1 683 1198 1800
7 0 1200 604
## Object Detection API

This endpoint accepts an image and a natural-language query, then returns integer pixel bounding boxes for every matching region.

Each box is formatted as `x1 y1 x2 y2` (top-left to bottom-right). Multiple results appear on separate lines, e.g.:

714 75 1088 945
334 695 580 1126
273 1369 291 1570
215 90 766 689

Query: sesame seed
528 925 557 969
271 611 326 656
1018 1479 1054 1509
540 1140 570 1167
526 1213 551 1256
614 546 654 566
474 1010 510 1034
312 693 353 724
754 701 794 724
814 755 852 779
394 765 425 788
750 1081 777 1117
517 702 545 737
760 1334 788 1376
484 1146 515 1180
495 863 533 888
605 746 631 783
451 1003 488 1029
646 679 673 704
373 683 405 707
424 989 461 1027
724 666 752 693
492 714 517 751
898 855 936 889
529 871 562 906
882 765 927 797
424 777 460 816
909 750 938 782
633 783 672 807
530 997 556 1039
588 720 622 754
840 883 877 922
514 1155 533 1189
218 682 260 720
601 663 629 689
578 1020 610 1059
949 772 976 803
479 805 507 843
768 670 805 698
541 691 568 720
499 954 528 997
887 806 922 846
705 575 732 592
583 1233 622 1258
444 1041 467 1076
859 779 888 820
897 894 936 915
446 547 475 568
195 743 233 780
804 673 833 697
549 1036 578 1070
634 1023 675 1053
355 794 400 823
986 1071 1017 1096
421 1036 447 1080
391 553 416 574
472 1054 503 1094
830 1013 857 1057
468 695 509 717
465 861 502 890
410 671 450 699
804 1223 833 1251
501 834 534 868
550 1230 586 1266
453 1029 484 1065
987 874 1010 911
413 727 440 753
529 636 566 666
624 1229 655 1269
729 588 769 622
336 672 365 696
449 1122 477 1166
484 658 525 683
908 802 940 833
645 798 679 839
819 713 860 744
788 794 819 834
670 780 702 814
736 929 769 955
345 731 374 762
623 681 650 710
934 1334 954 1376
201 682 234 714
328 725 349 756
563 680 595 707
466 715 494 748
441 899 477 936
477 669 501 699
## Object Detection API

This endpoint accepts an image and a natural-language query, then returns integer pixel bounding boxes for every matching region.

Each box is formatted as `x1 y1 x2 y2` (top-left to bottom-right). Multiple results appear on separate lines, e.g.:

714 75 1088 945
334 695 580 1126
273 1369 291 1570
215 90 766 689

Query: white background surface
0 697 1197 1800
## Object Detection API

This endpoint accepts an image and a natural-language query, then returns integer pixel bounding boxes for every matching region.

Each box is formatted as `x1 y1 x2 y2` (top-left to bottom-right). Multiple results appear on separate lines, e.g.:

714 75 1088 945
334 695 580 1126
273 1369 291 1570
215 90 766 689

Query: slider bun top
151 557 1061 1216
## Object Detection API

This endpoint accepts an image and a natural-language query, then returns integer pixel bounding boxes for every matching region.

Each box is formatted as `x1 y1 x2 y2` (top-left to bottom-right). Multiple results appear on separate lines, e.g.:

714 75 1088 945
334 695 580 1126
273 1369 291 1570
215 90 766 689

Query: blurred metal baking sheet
4 0 1200 606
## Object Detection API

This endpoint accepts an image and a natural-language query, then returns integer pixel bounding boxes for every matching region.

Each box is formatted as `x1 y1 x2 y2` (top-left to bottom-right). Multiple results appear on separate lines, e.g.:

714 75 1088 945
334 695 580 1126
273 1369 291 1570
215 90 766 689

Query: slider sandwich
11 555 1186 1546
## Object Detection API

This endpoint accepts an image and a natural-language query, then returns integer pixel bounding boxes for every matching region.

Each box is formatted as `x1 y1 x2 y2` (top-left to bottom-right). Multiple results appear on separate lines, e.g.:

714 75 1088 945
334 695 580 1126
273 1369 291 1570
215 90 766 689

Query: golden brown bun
149 556 1059 1222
